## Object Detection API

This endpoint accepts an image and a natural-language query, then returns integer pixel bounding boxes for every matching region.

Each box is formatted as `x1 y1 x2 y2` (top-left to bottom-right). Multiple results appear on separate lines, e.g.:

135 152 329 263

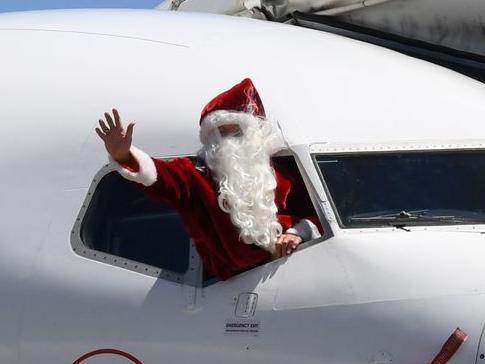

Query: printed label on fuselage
224 319 261 335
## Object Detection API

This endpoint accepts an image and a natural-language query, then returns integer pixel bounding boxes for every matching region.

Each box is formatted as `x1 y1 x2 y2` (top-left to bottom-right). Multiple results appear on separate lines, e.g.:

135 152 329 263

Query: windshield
315 151 485 228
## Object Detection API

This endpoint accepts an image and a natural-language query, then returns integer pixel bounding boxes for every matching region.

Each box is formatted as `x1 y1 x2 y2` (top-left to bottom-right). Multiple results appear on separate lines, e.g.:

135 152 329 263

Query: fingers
95 127 106 140
98 109 122 136
126 122 135 138
274 234 302 258
287 239 300 255
281 235 292 257
275 235 284 258
98 119 109 133
112 108 122 128
104 112 115 129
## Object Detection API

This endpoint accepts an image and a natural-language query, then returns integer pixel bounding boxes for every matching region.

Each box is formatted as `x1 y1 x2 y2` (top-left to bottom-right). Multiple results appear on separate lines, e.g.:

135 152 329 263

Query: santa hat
199 78 266 144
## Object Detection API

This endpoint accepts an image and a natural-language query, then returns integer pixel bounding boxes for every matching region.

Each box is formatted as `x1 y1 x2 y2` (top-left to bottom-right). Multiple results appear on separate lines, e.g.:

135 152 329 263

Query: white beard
200 112 285 251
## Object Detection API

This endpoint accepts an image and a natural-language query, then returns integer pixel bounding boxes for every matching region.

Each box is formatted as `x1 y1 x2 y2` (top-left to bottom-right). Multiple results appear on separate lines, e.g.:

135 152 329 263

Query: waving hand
96 108 135 164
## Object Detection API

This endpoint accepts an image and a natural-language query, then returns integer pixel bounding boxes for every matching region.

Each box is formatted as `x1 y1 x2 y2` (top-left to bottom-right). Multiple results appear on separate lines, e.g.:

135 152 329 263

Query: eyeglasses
217 124 242 137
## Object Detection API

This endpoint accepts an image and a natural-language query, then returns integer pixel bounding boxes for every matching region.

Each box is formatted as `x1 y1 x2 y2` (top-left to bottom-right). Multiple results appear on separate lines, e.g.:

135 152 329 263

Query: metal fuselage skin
1 9 485 364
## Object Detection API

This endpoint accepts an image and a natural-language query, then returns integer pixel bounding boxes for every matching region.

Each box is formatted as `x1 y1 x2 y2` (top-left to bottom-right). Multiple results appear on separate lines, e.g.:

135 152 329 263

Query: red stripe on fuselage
73 348 143 364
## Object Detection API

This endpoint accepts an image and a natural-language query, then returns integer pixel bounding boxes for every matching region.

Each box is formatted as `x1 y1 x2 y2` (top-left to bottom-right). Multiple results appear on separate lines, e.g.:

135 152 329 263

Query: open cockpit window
315 150 485 228
73 153 324 286
71 166 200 285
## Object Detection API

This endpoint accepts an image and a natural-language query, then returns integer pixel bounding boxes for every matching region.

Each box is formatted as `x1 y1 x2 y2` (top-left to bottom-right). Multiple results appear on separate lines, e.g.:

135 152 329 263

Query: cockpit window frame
311 152 347 229
70 162 202 287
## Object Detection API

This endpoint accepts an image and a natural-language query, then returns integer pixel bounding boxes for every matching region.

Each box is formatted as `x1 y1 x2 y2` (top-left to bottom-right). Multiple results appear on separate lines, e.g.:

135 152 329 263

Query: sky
0 0 161 13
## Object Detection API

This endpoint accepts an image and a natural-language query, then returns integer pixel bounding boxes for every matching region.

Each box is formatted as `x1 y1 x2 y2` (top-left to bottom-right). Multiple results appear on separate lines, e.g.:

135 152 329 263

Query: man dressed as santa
96 78 321 280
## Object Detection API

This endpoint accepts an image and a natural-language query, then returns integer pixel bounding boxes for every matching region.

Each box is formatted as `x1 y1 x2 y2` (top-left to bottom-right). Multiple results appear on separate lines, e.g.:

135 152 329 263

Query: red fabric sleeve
137 157 196 208
119 158 140 173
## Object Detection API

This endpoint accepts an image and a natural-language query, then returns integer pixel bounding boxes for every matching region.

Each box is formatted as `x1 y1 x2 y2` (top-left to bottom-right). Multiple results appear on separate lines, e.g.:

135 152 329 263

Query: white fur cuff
286 219 321 242
109 146 157 187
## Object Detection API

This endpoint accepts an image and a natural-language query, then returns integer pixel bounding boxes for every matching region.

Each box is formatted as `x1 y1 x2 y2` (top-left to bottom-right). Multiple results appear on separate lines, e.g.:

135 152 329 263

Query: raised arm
96 109 194 207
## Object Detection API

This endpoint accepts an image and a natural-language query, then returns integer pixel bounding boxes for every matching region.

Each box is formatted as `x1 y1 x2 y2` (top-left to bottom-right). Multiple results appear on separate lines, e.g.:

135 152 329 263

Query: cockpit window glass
315 151 485 228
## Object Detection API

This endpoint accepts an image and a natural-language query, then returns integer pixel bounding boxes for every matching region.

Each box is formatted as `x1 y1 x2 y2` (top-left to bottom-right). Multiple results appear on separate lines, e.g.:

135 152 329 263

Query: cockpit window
72 169 200 285
315 151 485 228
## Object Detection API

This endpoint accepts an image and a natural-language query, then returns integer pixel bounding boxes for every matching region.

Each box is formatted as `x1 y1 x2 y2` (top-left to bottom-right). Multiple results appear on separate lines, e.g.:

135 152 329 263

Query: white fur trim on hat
109 146 157 187
286 219 321 242
199 110 258 145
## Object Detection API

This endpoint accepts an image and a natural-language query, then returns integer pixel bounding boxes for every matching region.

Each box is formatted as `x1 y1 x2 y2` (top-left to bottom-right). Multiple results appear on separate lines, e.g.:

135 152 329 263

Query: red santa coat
115 146 322 280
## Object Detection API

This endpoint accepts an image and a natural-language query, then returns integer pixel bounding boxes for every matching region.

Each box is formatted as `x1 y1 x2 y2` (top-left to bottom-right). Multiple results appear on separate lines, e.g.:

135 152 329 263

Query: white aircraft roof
1 9 485 191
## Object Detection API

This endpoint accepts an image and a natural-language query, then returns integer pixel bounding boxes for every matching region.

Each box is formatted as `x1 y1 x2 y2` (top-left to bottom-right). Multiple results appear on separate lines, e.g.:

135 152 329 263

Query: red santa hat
199 78 266 144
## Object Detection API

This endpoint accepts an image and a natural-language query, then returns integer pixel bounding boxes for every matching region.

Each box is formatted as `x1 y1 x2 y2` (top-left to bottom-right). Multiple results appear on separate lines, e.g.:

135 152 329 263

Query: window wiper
347 209 469 227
